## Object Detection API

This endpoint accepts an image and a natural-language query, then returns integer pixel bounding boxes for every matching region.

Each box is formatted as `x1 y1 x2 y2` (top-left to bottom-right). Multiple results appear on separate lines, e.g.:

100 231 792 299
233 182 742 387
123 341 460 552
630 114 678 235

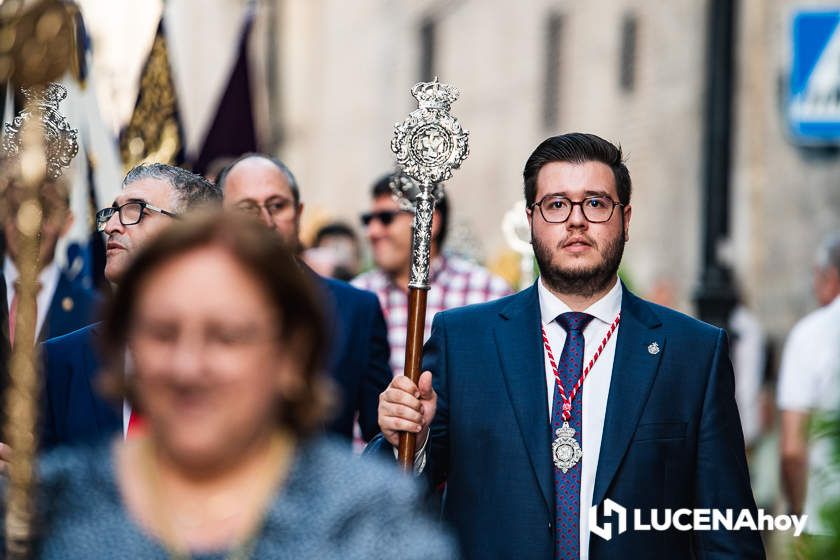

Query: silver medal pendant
552 422 583 473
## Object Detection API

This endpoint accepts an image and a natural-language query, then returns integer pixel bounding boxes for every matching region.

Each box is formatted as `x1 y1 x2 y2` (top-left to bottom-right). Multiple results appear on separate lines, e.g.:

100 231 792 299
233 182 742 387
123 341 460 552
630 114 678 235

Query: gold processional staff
0 1 80 557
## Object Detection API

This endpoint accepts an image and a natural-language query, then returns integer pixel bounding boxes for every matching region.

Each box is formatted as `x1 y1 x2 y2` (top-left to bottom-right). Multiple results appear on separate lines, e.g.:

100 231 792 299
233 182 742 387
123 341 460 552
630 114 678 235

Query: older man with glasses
216 153 393 447
39 163 221 450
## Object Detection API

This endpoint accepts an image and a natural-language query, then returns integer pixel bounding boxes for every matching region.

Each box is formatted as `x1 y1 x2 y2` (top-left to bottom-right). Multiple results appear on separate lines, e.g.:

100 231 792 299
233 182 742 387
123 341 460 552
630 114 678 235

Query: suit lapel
494 284 553 515
85 324 121 433
592 287 664 506
41 273 70 341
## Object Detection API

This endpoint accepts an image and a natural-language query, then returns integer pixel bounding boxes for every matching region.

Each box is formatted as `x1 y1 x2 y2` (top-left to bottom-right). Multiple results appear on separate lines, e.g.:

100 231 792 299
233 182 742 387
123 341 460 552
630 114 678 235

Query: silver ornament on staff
390 78 469 471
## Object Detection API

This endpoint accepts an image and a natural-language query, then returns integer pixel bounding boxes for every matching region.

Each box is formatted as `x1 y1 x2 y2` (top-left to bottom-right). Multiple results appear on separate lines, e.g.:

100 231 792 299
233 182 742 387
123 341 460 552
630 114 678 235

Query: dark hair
215 153 301 206
124 163 222 211
313 222 358 247
371 173 450 248
522 133 631 207
100 211 332 437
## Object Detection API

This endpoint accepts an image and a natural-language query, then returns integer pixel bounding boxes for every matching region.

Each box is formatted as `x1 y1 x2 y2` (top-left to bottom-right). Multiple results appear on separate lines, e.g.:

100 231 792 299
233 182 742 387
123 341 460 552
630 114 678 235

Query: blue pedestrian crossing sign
789 9 840 143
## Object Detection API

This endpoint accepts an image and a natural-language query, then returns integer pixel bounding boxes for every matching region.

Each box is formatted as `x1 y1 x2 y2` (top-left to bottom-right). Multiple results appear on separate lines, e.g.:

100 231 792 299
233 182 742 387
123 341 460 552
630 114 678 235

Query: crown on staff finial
391 78 469 187
2 83 79 180
411 77 461 112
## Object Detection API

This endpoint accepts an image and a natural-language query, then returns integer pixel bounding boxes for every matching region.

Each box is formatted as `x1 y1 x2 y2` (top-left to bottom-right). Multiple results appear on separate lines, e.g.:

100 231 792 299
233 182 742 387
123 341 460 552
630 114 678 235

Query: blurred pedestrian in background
303 222 362 282
778 232 840 546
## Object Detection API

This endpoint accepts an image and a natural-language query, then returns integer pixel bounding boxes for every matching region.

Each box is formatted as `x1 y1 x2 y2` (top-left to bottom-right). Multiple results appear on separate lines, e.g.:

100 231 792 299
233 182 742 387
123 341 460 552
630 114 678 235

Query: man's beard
533 232 624 299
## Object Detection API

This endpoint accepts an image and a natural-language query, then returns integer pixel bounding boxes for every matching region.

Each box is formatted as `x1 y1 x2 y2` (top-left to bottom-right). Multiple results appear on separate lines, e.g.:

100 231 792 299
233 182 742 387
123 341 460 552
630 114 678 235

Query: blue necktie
552 312 593 560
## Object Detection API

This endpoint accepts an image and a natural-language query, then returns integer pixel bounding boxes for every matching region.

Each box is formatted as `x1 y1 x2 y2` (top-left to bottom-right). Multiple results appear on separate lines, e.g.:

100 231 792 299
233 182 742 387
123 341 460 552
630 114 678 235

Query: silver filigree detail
391 78 469 188
2 83 78 180
552 422 583 473
408 190 435 289
389 170 445 212
391 78 469 290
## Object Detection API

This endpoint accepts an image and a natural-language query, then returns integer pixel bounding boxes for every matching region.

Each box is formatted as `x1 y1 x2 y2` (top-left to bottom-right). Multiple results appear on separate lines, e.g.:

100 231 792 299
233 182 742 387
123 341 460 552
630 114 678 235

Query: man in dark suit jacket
217 154 392 443
40 163 223 449
376 134 765 559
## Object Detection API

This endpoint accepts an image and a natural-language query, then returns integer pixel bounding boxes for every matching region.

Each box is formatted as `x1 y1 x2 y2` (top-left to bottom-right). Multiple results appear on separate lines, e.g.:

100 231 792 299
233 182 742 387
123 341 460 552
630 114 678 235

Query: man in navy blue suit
377 134 765 559
40 164 223 449
217 154 392 443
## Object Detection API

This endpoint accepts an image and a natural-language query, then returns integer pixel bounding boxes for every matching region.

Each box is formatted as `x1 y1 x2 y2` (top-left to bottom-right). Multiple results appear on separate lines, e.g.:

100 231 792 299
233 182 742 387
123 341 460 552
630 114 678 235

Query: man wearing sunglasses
38 164 221 450
353 175 511 378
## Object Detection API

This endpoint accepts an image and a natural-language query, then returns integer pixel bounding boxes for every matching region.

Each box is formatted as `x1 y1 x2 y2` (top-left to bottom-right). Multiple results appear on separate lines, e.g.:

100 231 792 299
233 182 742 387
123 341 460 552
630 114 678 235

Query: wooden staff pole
397 288 429 470
396 189 435 471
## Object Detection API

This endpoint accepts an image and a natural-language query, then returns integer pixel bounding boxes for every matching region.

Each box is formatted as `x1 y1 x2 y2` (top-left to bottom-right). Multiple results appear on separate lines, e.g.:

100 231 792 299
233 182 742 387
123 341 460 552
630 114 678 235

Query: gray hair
123 163 222 212
816 231 840 273
214 153 301 205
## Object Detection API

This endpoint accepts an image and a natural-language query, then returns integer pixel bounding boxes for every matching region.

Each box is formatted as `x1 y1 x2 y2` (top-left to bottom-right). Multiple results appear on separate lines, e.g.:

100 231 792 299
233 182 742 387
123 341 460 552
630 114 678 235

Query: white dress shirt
538 276 622 559
4 256 61 340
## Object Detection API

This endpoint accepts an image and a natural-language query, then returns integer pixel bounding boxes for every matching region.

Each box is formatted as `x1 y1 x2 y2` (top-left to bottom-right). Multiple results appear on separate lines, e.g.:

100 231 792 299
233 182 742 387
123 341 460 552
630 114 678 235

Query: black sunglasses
360 209 412 227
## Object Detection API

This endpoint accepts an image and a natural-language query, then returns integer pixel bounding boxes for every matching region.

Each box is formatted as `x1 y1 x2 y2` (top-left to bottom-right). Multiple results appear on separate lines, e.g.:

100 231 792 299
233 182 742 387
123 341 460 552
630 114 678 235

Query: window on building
419 17 437 82
619 12 638 93
543 13 565 130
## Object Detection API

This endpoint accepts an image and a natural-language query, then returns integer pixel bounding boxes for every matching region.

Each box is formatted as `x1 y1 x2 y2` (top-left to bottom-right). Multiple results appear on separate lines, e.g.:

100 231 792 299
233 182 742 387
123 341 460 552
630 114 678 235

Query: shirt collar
538 275 623 326
3 256 16 297
4 256 60 296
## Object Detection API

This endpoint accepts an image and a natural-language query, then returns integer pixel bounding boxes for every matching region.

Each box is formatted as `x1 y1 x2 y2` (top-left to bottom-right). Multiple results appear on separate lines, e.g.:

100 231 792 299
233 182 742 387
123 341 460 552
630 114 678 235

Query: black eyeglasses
360 209 412 227
530 195 623 224
95 202 179 232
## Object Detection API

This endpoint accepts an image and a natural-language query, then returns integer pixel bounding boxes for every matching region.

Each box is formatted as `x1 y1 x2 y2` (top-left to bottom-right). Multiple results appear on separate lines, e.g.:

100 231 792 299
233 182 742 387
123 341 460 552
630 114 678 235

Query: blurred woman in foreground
33 212 455 559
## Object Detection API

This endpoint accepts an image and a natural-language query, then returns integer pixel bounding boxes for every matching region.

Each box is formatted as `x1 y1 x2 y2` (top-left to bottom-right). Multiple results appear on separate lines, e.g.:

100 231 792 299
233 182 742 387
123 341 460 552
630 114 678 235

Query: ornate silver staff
390 79 469 470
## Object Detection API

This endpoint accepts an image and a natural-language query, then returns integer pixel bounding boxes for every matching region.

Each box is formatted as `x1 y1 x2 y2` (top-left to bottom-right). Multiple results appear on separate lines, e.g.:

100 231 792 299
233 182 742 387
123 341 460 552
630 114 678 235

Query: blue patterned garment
29 437 458 559
552 312 593 560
